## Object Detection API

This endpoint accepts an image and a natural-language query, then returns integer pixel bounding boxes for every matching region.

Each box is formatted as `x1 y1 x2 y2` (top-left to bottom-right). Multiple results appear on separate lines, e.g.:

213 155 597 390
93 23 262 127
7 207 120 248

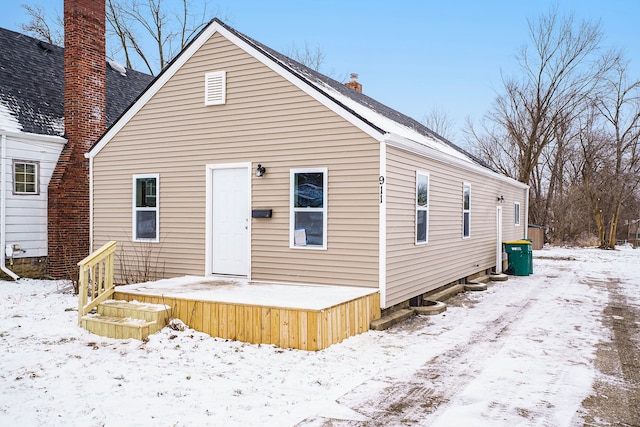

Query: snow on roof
316 79 476 164
0 27 153 137
0 101 23 132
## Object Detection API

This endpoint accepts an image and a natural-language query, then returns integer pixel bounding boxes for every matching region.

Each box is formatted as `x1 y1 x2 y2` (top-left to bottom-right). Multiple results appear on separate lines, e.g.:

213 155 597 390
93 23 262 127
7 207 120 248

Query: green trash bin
503 240 533 276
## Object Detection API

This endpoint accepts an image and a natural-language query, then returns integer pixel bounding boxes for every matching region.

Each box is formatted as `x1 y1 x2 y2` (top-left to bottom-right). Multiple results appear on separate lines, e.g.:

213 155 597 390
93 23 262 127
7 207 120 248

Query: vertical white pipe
88 156 94 253
525 187 530 238
1 133 20 280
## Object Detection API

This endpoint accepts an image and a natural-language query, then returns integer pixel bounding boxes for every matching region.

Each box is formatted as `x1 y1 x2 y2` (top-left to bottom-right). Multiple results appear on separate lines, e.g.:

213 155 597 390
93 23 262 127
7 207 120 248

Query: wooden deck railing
77 241 117 325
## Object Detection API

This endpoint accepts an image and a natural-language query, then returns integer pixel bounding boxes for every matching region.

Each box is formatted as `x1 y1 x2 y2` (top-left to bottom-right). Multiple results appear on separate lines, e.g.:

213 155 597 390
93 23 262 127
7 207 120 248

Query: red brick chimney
48 0 106 279
345 72 362 93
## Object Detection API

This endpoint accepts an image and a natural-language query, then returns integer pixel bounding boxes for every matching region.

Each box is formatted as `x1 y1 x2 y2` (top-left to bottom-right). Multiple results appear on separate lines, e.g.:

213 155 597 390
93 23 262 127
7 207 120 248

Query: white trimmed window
133 174 159 242
13 161 39 194
514 202 521 226
416 171 429 244
462 183 471 238
204 71 226 105
290 168 327 249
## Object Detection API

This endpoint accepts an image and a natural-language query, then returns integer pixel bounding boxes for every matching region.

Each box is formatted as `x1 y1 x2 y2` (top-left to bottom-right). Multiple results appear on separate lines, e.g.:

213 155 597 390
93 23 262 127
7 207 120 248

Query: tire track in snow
331 287 539 426
578 277 640 426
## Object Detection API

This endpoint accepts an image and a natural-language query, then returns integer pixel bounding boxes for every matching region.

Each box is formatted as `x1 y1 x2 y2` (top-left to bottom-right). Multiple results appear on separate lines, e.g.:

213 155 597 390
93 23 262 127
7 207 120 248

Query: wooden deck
113 277 381 351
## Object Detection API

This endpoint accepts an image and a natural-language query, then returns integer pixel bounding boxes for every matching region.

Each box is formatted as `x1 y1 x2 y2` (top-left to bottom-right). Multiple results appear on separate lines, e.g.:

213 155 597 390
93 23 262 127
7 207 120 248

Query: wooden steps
80 300 171 340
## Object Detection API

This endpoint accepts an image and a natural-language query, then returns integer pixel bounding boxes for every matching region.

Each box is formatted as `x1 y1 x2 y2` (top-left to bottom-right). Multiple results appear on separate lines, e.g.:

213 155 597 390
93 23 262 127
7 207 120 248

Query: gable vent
205 71 226 105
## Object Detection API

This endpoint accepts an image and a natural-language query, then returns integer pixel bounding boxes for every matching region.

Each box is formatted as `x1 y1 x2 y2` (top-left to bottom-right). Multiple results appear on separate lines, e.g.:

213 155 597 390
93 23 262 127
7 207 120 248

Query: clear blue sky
2 0 639 141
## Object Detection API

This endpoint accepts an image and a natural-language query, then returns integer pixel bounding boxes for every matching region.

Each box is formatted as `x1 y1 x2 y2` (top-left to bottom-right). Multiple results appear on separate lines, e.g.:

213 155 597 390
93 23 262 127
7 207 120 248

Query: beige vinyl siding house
91 30 381 288
88 19 529 310
384 144 528 306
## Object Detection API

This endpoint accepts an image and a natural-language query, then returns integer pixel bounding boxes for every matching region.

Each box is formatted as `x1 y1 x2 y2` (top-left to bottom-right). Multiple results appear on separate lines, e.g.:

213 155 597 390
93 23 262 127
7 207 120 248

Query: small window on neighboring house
416 171 429 244
463 183 471 238
514 202 521 226
290 168 327 249
133 174 159 242
13 161 39 194
204 71 226 105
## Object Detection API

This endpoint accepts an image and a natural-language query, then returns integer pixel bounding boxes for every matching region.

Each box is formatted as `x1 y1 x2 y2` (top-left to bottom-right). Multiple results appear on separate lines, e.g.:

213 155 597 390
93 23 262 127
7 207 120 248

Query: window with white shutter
204 71 226 105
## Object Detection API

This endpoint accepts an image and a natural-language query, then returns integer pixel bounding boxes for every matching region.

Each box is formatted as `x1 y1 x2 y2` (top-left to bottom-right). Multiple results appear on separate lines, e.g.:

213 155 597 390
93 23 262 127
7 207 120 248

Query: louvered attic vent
204 71 226 105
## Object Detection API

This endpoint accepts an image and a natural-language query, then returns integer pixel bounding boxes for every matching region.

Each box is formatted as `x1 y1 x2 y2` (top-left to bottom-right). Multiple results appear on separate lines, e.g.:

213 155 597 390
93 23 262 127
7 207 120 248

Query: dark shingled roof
0 27 153 136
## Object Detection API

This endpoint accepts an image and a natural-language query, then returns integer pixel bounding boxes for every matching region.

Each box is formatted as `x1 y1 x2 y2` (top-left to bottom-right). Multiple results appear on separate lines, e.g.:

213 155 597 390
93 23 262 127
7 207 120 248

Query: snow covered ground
0 246 638 426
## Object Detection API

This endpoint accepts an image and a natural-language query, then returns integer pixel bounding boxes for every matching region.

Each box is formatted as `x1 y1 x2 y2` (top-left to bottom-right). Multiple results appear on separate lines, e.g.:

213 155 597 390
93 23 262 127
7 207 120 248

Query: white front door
210 166 249 276
496 206 503 273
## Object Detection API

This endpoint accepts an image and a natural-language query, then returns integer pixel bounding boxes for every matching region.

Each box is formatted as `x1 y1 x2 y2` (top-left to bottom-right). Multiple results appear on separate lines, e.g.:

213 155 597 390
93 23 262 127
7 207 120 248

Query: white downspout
524 186 530 239
88 156 94 253
1 133 20 280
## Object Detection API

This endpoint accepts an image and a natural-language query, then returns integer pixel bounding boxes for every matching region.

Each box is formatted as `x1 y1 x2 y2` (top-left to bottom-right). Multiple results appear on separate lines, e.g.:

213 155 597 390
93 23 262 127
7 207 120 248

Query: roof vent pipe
108 60 127 76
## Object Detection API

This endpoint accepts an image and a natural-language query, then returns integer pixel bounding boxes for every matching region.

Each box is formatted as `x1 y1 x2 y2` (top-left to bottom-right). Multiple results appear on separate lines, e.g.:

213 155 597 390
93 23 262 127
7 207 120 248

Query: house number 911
379 176 385 203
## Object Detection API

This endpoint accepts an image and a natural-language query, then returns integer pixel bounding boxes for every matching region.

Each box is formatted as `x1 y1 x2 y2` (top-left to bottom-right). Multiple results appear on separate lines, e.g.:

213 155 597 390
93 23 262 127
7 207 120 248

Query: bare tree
106 0 215 75
106 0 134 69
467 7 609 227
20 4 63 45
565 56 640 249
465 116 519 178
21 0 215 75
510 9 606 184
593 60 640 248
577 106 614 246
423 107 456 140
285 41 326 71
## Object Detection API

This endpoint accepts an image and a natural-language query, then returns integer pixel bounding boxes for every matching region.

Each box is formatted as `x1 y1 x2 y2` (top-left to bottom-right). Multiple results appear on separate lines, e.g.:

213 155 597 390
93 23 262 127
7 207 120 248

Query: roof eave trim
87 21 220 158
0 129 67 144
384 133 529 189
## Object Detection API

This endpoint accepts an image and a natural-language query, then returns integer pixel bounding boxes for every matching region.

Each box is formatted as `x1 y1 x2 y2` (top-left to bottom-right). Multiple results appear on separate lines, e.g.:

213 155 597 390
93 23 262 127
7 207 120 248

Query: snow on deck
115 276 378 311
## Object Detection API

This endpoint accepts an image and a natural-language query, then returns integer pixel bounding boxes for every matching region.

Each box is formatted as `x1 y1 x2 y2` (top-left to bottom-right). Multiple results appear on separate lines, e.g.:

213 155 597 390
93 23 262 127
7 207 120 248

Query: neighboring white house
0 27 152 278
1 128 66 277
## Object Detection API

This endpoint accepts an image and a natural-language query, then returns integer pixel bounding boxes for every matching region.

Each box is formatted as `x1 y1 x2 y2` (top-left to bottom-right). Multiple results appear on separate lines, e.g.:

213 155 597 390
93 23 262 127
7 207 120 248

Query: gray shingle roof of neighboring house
0 27 153 136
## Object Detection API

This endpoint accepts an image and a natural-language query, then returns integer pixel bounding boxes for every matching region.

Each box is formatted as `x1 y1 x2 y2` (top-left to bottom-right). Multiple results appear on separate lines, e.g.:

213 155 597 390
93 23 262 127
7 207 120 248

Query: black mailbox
252 209 272 218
